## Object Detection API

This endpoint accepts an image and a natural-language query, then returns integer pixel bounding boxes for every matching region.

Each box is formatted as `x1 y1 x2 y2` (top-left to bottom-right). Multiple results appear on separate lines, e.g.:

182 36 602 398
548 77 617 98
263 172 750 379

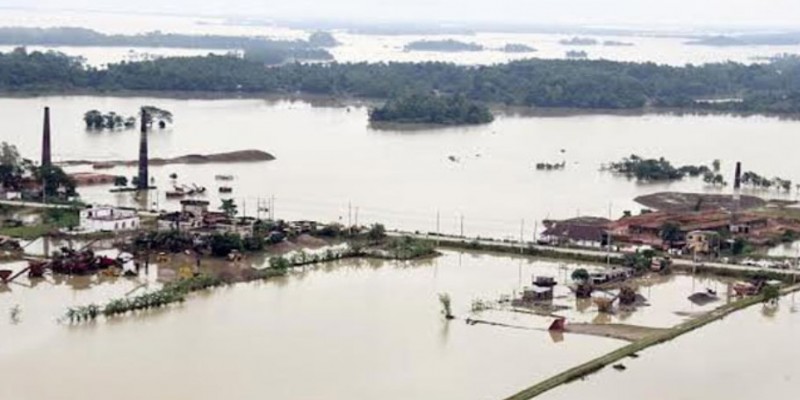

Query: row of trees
741 171 793 191
609 154 728 184
84 106 172 130
5 48 800 114
0 27 336 66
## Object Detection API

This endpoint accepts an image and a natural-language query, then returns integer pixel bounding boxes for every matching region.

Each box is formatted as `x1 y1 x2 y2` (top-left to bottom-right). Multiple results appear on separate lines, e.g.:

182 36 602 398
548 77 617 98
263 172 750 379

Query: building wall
79 207 140 233
80 216 140 232
182 204 209 216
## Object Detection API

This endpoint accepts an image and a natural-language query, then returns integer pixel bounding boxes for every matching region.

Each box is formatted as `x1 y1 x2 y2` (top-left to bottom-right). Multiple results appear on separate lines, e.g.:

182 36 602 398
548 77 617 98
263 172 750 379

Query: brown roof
543 219 608 242
615 210 765 232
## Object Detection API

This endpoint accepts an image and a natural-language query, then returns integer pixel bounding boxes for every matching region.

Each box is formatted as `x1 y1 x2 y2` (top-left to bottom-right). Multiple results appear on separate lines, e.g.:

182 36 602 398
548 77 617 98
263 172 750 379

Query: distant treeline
686 32 800 47
0 27 334 65
4 47 800 114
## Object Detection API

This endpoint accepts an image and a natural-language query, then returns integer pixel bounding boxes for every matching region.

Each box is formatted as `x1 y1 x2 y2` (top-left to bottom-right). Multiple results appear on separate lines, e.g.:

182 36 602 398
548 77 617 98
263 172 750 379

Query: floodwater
1 9 799 66
540 293 800 400
1 251 630 400
2 95 799 238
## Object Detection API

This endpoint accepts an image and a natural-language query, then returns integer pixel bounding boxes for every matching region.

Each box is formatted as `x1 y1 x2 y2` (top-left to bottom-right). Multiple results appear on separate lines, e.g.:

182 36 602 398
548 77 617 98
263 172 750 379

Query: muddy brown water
539 292 800 400
1 250 740 400
3 96 800 239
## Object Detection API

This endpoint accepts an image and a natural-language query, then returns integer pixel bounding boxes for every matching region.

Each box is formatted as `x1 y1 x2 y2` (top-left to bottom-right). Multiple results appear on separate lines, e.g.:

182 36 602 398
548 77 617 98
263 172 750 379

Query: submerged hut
521 286 554 302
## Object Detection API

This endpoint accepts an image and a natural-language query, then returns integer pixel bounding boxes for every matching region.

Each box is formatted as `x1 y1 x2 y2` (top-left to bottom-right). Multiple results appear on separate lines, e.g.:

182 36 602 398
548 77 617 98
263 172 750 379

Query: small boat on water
215 175 234 181
166 191 186 199
92 162 115 170
219 186 233 194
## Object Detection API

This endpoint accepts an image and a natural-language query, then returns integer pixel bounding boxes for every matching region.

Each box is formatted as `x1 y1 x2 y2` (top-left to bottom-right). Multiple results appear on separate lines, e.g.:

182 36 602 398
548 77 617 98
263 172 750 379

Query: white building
79 206 140 233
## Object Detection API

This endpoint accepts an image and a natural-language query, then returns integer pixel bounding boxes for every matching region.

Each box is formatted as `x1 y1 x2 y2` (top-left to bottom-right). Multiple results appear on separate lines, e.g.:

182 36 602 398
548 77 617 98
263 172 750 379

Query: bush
243 235 264 252
571 268 590 282
209 233 243 257
367 223 386 242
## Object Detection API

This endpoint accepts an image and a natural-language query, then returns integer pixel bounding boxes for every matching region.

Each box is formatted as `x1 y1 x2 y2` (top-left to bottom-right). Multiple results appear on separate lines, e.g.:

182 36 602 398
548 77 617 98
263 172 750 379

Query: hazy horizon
2 0 800 30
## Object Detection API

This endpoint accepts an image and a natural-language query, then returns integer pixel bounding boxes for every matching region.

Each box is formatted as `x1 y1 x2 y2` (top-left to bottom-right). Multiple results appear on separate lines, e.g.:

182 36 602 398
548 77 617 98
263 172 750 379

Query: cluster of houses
541 209 776 255
156 200 257 236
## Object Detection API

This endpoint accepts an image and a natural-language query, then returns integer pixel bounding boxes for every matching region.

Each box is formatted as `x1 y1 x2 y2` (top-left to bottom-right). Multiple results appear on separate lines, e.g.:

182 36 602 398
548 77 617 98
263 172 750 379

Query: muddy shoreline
57 149 276 167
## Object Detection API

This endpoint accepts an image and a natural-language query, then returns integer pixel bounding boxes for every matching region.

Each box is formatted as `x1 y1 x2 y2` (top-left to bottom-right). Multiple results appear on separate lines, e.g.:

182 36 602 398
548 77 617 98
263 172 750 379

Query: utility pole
242 198 247 218
348 202 352 227
271 196 276 220
460 214 464 237
519 219 525 253
607 202 612 267
436 211 440 244
533 220 538 243
355 207 359 227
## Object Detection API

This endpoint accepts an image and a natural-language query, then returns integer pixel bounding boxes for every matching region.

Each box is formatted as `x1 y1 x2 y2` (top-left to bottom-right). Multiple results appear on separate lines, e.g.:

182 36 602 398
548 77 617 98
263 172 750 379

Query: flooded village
2 102 800 400
4 3 800 396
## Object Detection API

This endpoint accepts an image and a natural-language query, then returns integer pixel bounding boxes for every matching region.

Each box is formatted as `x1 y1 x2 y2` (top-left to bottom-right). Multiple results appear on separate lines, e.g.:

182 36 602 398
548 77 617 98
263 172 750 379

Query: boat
732 281 758 296
219 186 233 193
215 175 234 181
166 191 186 199
92 162 115 170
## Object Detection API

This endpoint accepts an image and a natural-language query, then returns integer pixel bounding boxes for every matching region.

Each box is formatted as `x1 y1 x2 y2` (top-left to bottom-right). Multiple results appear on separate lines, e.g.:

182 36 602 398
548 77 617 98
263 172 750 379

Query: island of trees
307 31 340 48
607 155 795 190
5 47 800 116
608 155 725 184
565 50 588 59
686 32 800 47
560 37 598 46
500 43 537 53
603 40 634 47
404 39 484 52
0 27 335 65
368 94 494 126
84 106 172 130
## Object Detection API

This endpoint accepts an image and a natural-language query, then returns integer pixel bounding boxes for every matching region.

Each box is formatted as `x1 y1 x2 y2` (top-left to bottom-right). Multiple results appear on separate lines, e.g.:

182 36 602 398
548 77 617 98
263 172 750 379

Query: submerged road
0 199 75 210
390 231 800 278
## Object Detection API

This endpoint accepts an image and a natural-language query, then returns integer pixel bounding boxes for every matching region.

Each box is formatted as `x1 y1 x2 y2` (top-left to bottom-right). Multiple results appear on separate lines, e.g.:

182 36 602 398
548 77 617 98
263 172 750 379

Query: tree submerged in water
84 106 172 131
438 293 455 320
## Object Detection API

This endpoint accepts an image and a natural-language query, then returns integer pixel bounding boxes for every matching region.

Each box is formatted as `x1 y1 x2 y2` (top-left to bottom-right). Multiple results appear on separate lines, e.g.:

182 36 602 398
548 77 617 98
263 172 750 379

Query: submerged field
539 295 800 400
0 249 755 400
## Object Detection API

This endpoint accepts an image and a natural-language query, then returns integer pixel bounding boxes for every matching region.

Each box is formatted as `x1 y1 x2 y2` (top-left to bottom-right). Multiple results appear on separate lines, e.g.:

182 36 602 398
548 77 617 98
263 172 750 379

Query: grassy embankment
502 283 800 400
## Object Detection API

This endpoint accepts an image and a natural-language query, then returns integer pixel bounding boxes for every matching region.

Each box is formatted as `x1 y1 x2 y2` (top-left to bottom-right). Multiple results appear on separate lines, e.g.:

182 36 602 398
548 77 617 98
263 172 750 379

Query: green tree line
4 47 800 114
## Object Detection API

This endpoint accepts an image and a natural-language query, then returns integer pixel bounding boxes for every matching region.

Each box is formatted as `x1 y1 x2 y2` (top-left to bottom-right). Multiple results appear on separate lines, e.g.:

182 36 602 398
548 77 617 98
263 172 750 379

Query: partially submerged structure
79 206 140 232
540 217 610 248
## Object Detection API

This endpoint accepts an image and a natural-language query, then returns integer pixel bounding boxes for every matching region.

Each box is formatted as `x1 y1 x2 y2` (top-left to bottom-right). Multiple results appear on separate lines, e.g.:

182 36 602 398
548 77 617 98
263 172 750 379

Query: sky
3 0 800 28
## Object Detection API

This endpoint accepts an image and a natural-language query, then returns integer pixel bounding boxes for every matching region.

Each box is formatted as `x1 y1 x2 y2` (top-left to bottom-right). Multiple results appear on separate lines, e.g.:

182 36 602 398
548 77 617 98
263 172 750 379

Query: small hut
522 286 554 302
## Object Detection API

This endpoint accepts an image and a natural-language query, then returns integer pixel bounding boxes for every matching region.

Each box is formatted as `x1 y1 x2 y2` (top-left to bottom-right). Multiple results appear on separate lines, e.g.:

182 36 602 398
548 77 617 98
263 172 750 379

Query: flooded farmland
539 294 800 400
0 250 741 400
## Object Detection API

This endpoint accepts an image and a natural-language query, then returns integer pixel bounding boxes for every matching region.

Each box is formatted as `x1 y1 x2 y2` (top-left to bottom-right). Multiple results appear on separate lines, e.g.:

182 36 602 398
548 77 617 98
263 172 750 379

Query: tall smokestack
733 161 742 224
41 107 51 167
137 109 149 190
